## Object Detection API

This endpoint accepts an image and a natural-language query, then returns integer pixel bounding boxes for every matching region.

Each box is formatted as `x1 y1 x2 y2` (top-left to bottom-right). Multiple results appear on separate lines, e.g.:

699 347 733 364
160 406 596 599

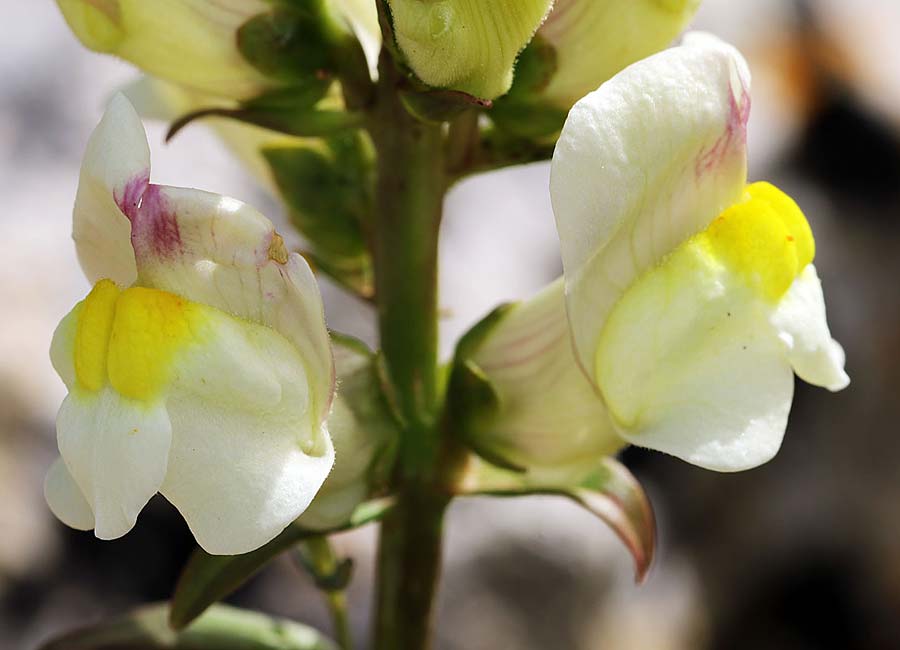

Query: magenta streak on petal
131 184 183 258
113 169 150 220
694 84 751 179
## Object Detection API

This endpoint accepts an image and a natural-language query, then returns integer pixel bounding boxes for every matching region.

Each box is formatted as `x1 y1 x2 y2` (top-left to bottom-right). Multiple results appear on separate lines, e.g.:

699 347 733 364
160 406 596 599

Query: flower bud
387 0 554 99
57 0 274 99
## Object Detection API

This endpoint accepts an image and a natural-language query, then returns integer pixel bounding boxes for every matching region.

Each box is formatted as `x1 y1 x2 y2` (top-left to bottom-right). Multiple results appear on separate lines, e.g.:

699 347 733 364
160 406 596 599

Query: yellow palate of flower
73 279 205 401
697 182 815 302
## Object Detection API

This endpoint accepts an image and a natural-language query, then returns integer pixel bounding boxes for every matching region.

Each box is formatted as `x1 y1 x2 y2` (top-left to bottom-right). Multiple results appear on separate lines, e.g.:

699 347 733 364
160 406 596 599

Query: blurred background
2 0 900 648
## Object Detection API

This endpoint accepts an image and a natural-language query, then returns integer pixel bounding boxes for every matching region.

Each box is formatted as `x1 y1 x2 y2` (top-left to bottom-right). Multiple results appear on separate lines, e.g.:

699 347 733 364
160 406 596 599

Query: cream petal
771 264 850 392
44 457 95 531
466 279 622 472
56 389 172 539
50 303 80 391
298 337 398 531
161 325 334 554
550 33 751 381
73 93 149 286
595 248 794 472
539 0 701 108
128 185 334 424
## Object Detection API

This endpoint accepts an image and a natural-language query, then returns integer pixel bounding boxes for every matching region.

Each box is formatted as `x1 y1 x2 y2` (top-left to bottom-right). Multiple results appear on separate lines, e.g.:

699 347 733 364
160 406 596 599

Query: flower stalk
367 42 457 650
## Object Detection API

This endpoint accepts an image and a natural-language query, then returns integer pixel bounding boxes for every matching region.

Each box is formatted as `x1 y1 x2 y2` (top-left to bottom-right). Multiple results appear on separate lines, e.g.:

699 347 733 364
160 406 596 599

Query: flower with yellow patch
44 95 336 554
459 34 848 479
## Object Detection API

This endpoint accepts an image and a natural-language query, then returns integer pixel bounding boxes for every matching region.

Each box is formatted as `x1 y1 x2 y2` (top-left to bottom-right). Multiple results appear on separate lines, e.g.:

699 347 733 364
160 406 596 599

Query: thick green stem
367 46 451 650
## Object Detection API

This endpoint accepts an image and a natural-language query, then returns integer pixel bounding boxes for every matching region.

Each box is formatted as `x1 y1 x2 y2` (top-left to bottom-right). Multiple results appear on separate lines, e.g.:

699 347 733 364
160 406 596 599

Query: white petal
50 303 80 391
129 186 335 425
595 251 793 472
539 0 701 108
771 264 850 392
550 33 751 380
160 311 334 555
73 93 148 286
44 457 95 531
468 279 622 472
299 338 397 530
57 389 172 539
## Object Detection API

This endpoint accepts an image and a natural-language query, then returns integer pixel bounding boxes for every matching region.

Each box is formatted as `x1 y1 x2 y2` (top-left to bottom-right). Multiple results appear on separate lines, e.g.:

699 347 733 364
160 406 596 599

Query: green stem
367 45 453 650
325 590 352 650
295 538 354 650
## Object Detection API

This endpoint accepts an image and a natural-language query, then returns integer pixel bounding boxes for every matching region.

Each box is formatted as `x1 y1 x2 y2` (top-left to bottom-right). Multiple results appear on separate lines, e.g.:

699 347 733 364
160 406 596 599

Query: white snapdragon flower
462 34 848 477
44 95 336 554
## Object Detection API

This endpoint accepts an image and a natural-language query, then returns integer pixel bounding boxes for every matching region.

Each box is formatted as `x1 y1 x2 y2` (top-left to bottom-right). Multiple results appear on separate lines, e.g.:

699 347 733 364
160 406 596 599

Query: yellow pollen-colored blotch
73 280 206 401
107 287 204 401
698 181 815 301
74 279 120 392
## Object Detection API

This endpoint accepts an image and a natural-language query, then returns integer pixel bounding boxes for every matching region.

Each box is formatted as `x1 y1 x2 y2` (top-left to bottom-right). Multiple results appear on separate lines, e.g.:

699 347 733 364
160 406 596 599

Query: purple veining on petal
131 184 183 258
113 169 150 220
695 84 751 179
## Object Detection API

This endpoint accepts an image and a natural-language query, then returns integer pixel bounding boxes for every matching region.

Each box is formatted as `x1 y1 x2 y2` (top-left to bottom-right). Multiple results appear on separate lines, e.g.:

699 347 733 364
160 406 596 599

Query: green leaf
460 456 656 582
166 106 362 142
170 498 395 630
263 131 375 296
38 603 337 650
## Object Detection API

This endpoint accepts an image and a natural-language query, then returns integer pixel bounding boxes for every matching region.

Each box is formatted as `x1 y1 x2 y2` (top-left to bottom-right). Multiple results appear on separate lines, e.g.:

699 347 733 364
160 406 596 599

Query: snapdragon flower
461 34 848 477
44 95 336 554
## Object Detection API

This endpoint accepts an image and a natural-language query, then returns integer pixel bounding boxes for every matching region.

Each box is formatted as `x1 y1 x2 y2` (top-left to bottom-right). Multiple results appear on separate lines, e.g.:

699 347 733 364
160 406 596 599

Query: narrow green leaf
460 457 656 581
166 106 362 142
170 498 395 630
38 603 337 650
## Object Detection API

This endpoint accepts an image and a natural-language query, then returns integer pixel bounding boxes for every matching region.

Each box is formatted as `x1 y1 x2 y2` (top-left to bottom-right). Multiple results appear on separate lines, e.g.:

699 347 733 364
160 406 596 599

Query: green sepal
263 131 375 296
39 603 337 650
399 89 491 125
490 36 568 139
459 457 657 582
238 4 343 86
169 497 395 630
